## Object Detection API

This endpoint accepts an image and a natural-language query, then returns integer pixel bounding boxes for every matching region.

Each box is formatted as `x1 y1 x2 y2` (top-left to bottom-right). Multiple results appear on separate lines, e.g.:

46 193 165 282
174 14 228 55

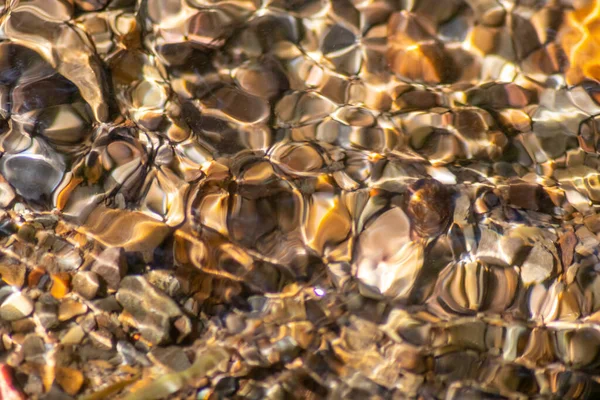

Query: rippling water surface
2 0 600 398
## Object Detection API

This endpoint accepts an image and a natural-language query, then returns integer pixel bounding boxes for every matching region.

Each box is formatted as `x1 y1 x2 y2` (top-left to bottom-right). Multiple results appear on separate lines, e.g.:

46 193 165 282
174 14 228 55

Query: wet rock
576 226 600 257
27 267 47 289
35 294 59 329
58 299 87 321
0 175 15 208
72 271 100 300
60 325 85 345
214 377 239 397
0 292 33 321
117 341 151 367
91 295 122 313
11 318 36 334
521 244 555 285
0 140 65 202
55 366 84 396
584 214 600 233
149 346 191 372
476 227 526 267
50 272 71 299
89 329 113 349
74 0 109 11
387 11 456 84
0 0 598 396
145 270 181 297
506 181 553 212
21 335 45 362
0 260 26 287
116 276 187 345
355 207 424 299
406 178 452 238
559 231 577 269
91 247 127 291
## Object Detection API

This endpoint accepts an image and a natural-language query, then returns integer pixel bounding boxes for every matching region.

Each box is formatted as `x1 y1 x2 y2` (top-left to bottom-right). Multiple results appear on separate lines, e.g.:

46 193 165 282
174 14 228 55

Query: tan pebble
55 366 84 396
61 325 86 345
0 261 25 287
58 299 88 322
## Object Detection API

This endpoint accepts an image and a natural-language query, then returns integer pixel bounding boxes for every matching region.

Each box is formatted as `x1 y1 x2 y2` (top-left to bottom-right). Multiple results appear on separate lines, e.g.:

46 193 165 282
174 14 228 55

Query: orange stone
55 366 84 396
50 273 71 299
28 266 47 288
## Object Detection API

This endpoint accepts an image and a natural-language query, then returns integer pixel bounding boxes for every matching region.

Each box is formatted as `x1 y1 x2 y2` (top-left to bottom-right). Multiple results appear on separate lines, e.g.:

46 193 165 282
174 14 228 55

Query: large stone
476 227 526 267
116 276 187 345
521 244 555 285
355 207 424 299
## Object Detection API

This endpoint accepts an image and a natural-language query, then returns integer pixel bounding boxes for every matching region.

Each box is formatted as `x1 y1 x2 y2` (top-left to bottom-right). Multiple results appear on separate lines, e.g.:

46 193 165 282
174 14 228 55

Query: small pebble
50 272 71 299
58 299 88 322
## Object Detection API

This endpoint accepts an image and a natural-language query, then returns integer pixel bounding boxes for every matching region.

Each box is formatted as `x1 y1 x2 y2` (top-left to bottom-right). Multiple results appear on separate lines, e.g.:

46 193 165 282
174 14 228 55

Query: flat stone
58 299 87 322
476 227 526 267
521 244 555 285
506 181 546 211
91 295 122 313
0 175 15 208
89 329 113 350
21 335 45 362
11 318 35 333
149 346 191 372
558 231 577 269
61 325 85 345
0 292 33 321
116 276 183 345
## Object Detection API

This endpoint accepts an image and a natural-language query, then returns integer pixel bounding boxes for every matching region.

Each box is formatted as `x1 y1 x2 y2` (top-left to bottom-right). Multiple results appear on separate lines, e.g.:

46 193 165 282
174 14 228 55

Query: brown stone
91 247 127 291
55 366 84 396
558 231 577 271
27 267 47 289
0 260 25 287
406 178 452 238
